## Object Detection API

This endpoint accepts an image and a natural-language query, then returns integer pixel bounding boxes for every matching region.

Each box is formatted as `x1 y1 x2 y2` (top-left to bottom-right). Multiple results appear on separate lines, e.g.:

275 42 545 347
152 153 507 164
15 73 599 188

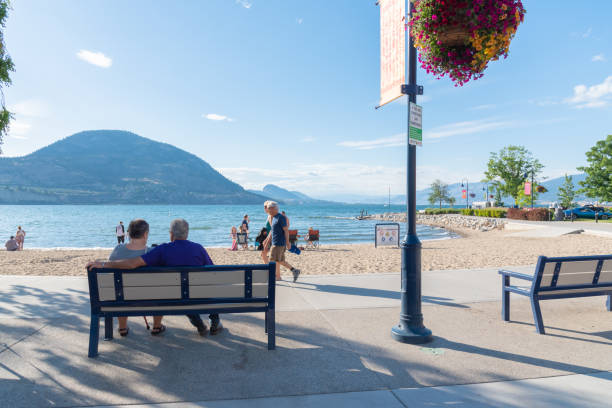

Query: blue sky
3 0 611 199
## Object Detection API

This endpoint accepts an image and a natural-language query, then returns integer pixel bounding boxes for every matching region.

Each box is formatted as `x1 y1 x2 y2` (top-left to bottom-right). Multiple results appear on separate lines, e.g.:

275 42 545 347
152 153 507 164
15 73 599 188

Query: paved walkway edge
86 370 612 408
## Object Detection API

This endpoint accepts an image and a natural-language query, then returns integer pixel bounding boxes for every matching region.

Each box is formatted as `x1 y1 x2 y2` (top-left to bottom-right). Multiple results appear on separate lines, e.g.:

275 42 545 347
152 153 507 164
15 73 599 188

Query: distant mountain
248 184 336 205
0 130 270 204
318 174 589 205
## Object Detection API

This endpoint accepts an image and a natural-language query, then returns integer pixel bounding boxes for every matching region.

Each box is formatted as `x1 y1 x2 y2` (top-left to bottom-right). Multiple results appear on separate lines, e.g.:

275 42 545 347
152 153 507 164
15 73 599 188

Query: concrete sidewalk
0 269 611 407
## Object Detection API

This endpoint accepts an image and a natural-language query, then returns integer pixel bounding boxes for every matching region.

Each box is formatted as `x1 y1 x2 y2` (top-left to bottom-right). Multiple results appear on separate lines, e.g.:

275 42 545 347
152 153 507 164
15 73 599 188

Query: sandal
151 325 166 336
118 327 129 337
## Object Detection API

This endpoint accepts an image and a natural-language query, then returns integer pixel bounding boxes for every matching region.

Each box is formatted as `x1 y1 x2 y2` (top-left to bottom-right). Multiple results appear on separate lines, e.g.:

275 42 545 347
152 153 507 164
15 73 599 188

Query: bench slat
99 287 116 301
124 286 181 300
189 271 243 285
97 273 115 288
123 273 180 287
190 284 244 298
101 302 269 312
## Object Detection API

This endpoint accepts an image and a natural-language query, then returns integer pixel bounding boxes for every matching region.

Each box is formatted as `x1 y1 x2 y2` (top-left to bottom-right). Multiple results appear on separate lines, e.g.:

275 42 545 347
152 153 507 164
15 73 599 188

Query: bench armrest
498 269 534 281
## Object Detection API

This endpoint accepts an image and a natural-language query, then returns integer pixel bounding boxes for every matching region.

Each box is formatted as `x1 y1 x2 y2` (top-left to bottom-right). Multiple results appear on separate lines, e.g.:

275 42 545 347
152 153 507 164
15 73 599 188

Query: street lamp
390 0 432 345
482 184 489 207
460 179 469 209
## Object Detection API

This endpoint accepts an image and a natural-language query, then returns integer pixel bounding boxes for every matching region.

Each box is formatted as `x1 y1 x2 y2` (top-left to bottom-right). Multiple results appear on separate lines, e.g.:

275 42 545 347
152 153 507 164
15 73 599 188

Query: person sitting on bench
107 218 151 337
87 218 222 336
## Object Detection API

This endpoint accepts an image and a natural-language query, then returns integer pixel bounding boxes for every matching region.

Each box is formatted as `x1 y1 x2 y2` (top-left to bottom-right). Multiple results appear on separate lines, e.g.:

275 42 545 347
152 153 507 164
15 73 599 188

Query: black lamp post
391 0 432 345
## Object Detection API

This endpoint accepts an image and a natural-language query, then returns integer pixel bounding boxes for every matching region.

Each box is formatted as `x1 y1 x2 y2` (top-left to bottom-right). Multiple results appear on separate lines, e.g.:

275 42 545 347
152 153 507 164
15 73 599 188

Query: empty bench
87 263 276 357
499 255 612 334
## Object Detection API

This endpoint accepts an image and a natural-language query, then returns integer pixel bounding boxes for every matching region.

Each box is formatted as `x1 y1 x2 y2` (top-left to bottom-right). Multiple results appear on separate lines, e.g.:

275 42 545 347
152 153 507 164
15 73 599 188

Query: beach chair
306 230 320 249
236 232 248 249
288 230 299 246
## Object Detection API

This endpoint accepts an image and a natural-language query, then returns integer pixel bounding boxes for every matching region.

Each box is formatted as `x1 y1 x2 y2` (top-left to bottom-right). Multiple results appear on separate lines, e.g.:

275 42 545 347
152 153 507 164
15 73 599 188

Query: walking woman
15 226 26 250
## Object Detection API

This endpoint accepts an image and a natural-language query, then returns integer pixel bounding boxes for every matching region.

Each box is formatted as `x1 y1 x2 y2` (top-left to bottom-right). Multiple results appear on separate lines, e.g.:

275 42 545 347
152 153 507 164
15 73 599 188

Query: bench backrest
533 255 612 298
88 263 275 313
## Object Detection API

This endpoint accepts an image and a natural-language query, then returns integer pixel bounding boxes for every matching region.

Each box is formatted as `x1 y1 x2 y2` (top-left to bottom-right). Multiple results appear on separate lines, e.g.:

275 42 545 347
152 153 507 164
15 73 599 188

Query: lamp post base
391 324 433 344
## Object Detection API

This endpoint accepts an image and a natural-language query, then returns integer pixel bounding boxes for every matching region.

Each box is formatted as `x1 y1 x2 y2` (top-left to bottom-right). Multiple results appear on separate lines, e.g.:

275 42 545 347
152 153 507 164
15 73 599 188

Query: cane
143 316 150 330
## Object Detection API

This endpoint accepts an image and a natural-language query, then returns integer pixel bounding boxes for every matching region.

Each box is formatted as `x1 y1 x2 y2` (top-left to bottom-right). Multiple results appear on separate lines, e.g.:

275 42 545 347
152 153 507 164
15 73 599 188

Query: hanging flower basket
536 185 547 193
410 0 526 85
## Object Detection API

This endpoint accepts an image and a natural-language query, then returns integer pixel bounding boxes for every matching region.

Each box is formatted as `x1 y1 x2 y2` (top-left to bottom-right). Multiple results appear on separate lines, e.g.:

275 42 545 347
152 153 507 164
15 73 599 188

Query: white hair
267 201 278 209
170 218 189 240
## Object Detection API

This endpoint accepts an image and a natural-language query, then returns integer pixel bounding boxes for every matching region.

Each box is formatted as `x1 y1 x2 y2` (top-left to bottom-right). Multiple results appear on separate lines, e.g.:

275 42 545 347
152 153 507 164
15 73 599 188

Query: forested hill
0 130 268 204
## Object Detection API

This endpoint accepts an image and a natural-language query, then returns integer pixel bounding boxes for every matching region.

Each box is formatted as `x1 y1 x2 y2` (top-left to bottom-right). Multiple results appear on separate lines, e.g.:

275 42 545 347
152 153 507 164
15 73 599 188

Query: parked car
563 206 612 220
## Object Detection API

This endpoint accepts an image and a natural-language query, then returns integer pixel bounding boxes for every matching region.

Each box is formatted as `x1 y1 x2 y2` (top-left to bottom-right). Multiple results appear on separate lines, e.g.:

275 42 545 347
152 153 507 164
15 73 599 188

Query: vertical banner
379 0 406 107
524 181 532 196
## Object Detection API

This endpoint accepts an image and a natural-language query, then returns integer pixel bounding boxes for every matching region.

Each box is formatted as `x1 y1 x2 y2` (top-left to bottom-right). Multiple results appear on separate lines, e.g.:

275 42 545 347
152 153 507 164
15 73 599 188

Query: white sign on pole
409 102 422 146
375 223 400 247
379 0 405 108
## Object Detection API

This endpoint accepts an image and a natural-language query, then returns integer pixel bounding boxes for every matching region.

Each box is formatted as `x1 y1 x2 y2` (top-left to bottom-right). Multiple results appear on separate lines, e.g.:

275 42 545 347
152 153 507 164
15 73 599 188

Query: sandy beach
2 227 611 277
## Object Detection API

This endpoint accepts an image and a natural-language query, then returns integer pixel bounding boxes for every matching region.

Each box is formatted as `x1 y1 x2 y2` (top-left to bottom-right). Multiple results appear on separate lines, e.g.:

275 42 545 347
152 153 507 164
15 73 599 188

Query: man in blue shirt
263 202 301 282
87 219 222 336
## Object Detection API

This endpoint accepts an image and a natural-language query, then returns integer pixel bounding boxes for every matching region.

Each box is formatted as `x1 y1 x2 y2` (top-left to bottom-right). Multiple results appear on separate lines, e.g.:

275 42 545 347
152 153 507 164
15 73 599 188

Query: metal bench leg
267 309 275 350
502 275 510 321
264 310 268 334
606 295 611 312
531 297 545 334
88 315 100 358
104 316 113 340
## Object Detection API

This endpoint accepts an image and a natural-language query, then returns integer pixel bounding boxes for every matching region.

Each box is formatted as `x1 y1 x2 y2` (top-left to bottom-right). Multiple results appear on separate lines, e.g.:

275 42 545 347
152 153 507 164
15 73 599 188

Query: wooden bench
499 255 612 334
87 262 276 357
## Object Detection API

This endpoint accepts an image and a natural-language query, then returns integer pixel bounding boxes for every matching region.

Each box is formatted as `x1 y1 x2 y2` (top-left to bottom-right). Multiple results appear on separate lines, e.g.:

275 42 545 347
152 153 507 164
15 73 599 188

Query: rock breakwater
363 212 506 232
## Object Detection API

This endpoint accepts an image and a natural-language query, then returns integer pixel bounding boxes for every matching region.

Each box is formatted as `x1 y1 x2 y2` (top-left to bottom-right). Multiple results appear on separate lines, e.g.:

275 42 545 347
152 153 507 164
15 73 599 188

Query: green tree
0 0 14 154
557 174 577 208
448 196 456 208
577 135 612 202
484 145 543 206
428 179 451 208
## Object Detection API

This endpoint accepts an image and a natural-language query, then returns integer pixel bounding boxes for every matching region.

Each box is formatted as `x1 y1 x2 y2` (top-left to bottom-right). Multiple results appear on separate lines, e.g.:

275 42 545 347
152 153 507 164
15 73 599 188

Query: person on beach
5 236 18 251
255 228 268 251
260 201 273 263
230 226 238 251
107 219 150 337
263 202 301 282
239 222 249 249
15 226 25 250
241 215 249 233
116 221 125 244
87 219 222 336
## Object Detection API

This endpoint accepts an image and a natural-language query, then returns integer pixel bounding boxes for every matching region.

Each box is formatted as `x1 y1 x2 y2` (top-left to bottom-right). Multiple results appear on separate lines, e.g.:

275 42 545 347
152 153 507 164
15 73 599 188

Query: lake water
0 204 457 249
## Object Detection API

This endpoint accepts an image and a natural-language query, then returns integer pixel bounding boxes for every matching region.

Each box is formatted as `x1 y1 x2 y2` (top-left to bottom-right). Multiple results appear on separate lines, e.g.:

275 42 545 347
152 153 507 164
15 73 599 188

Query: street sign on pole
409 102 422 146
378 0 405 108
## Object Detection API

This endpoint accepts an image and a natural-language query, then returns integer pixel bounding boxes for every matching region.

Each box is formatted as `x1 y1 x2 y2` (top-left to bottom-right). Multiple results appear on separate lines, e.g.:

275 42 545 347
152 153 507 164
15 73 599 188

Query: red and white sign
524 181 532 196
379 0 406 107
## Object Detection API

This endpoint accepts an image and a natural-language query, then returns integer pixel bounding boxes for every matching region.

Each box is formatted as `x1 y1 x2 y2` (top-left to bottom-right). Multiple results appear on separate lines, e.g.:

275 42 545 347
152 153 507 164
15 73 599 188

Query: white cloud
565 76 612 108
8 119 31 139
76 50 112 68
300 137 315 143
9 99 49 117
236 0 252 9
338 118 513 150
338 134 405 150
582 27 592 38
428 118 513 139
203 113 234 122
470 104 496 111
219 163 406 195
219 162 485 195
592 54 605 62
297 18 303 24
